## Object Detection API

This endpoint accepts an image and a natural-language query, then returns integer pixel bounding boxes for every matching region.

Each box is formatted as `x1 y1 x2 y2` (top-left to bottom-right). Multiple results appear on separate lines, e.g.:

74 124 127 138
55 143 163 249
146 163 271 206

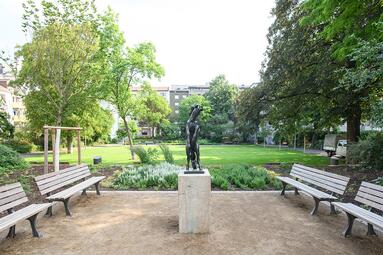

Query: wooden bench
0 182 51 238
277 164 350 215
332 181 383 237
34 164 105 216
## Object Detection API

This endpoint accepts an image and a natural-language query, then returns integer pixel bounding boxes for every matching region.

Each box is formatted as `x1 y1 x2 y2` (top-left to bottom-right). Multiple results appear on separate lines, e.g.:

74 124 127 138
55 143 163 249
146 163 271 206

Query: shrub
113 162 182 190
132 146 159 164
0 144 29 173
210 165 281 190
348 133 383 170
159 144 174 164
2 138 37 153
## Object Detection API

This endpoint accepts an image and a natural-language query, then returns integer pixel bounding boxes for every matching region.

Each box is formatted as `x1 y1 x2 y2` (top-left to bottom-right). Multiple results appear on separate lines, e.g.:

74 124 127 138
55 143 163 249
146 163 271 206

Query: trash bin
93 156 102 165
330 156 339 165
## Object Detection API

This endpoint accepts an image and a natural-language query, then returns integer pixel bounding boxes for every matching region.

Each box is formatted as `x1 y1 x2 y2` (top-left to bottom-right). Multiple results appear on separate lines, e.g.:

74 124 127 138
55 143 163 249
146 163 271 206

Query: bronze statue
186 105 203 171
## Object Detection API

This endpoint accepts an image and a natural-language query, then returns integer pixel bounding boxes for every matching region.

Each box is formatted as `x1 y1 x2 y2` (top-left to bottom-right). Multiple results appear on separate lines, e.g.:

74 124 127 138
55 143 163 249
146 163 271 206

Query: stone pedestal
178 170 211 234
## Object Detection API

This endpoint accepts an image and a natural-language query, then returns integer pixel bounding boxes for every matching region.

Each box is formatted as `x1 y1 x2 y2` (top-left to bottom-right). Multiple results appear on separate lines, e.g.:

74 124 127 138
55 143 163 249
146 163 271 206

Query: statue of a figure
186 105 203 171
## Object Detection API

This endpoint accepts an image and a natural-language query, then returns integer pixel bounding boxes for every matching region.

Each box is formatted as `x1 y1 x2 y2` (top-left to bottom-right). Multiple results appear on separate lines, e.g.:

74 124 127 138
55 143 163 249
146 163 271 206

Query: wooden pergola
43 126 82 174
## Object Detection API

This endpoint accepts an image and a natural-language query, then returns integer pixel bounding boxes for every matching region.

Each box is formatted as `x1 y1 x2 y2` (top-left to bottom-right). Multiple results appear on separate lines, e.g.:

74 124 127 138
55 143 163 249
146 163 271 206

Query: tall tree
301 0 383 142
137 83 171 139
98 9 164 159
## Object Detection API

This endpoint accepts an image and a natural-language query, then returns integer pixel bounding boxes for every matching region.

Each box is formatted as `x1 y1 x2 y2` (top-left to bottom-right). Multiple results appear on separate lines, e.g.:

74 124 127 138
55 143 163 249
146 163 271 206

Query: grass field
25 145 328 167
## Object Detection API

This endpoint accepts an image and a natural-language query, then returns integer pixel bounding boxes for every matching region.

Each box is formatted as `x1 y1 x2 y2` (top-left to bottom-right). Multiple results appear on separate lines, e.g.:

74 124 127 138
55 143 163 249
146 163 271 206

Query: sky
0 0 275 86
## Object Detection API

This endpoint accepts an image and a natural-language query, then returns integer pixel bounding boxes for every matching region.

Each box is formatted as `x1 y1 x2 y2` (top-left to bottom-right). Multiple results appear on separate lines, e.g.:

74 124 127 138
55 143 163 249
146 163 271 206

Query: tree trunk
66 135 73 154
123 117 135 160
54 114 62 172
346 103 361 143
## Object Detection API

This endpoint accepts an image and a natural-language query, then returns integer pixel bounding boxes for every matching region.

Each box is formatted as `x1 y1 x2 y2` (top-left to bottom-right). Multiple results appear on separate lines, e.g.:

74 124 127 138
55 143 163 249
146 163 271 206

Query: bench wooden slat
361 181 383 193
332 202 383 227
36 166 89 186
38 168 90 191
355 196 383 211
34 164 88 181
358 186 383 199
36 167 88 185
294 164 350 182
356 190 383 206
0 183 22 193
291 169 346 192
0 192 26 207
290 172 344 195
277 176 336 199
47 176 105 200
0 197 28 212
0 203 51 232
291 167 348 186
39 172 91 195
0 186 24 200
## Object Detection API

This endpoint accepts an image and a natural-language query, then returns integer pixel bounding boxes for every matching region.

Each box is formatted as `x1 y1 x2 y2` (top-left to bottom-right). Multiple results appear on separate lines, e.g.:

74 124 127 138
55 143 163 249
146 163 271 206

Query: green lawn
25 145 328 167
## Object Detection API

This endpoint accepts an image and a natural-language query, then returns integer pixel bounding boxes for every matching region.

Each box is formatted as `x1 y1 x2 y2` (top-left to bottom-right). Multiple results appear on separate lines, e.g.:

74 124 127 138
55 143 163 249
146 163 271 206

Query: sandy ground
0 191 382 255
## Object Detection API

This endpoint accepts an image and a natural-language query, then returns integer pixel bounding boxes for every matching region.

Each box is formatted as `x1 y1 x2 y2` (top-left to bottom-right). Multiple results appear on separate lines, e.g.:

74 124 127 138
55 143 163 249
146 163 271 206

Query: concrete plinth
178 170 211 234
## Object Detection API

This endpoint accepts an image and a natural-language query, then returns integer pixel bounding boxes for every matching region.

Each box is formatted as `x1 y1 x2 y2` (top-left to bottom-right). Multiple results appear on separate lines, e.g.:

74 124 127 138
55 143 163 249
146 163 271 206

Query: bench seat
34 164 105 216
47 176 105 200
0 182 52 238
332 181 383 237
277 164 350 215
0 203 51 232
277 177 337 200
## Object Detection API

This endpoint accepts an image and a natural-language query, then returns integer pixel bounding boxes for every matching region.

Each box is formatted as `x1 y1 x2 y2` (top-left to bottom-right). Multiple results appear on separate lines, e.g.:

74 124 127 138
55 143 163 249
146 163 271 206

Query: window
175 102 179 106
175 95 179 99
183 95 187 98
175 110 179 114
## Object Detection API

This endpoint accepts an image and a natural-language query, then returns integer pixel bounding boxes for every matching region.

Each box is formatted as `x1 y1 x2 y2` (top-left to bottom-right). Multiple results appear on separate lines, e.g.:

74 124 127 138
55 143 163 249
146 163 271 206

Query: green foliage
348 133 383 170
178 95 212 125
2 138 37 153
0 144 29 174
159 144 174 164
131 146 159 164
210 165 282 190
137 82 171 137
112 162 182 190
0 111 14 139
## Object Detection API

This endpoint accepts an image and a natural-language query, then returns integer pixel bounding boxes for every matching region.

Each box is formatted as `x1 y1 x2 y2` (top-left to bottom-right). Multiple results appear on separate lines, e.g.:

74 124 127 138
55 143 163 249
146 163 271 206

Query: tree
0 111 14 139
99 9 164 159
301 0 383 142
137 83 171 139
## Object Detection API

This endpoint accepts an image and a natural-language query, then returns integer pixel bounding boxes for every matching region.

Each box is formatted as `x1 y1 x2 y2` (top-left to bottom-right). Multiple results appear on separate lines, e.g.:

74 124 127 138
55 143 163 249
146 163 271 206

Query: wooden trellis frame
43 126 82 174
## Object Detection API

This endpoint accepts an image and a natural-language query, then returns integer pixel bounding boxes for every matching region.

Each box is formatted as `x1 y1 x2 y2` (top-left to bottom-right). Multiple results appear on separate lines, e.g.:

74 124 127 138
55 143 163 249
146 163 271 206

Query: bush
113 162 182 190
0 144 29 173
132 146 159 164
210 165 282 190
2 138 37 153
348 133 383 170
159 144 174 164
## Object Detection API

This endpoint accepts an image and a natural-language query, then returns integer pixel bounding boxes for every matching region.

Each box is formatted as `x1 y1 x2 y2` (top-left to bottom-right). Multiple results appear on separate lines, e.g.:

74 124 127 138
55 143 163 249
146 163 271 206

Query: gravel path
1 191 382 255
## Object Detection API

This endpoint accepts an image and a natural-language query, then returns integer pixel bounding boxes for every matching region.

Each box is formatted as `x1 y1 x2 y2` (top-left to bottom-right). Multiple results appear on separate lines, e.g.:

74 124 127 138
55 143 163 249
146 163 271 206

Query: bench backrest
355 181 383 211
34 164 90 195
0 182 28 213
291 164 350 195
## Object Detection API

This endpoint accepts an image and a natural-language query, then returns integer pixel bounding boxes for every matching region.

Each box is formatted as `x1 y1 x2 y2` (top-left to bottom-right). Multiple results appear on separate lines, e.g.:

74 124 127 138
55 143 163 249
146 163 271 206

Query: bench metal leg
330 203 337 215
311 197 320 215
45 205 53 217
27 214 40 237
343 213 356 237
95 182 101 195
281 182 287 196
294 188 299 196
82 189 87 195
6 225 16 238
63 198 72 216
367 223 377 236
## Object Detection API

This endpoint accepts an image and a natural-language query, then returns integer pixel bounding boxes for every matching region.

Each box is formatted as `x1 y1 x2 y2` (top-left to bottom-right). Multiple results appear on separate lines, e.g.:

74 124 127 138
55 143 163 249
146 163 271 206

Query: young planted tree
137 83 171 139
